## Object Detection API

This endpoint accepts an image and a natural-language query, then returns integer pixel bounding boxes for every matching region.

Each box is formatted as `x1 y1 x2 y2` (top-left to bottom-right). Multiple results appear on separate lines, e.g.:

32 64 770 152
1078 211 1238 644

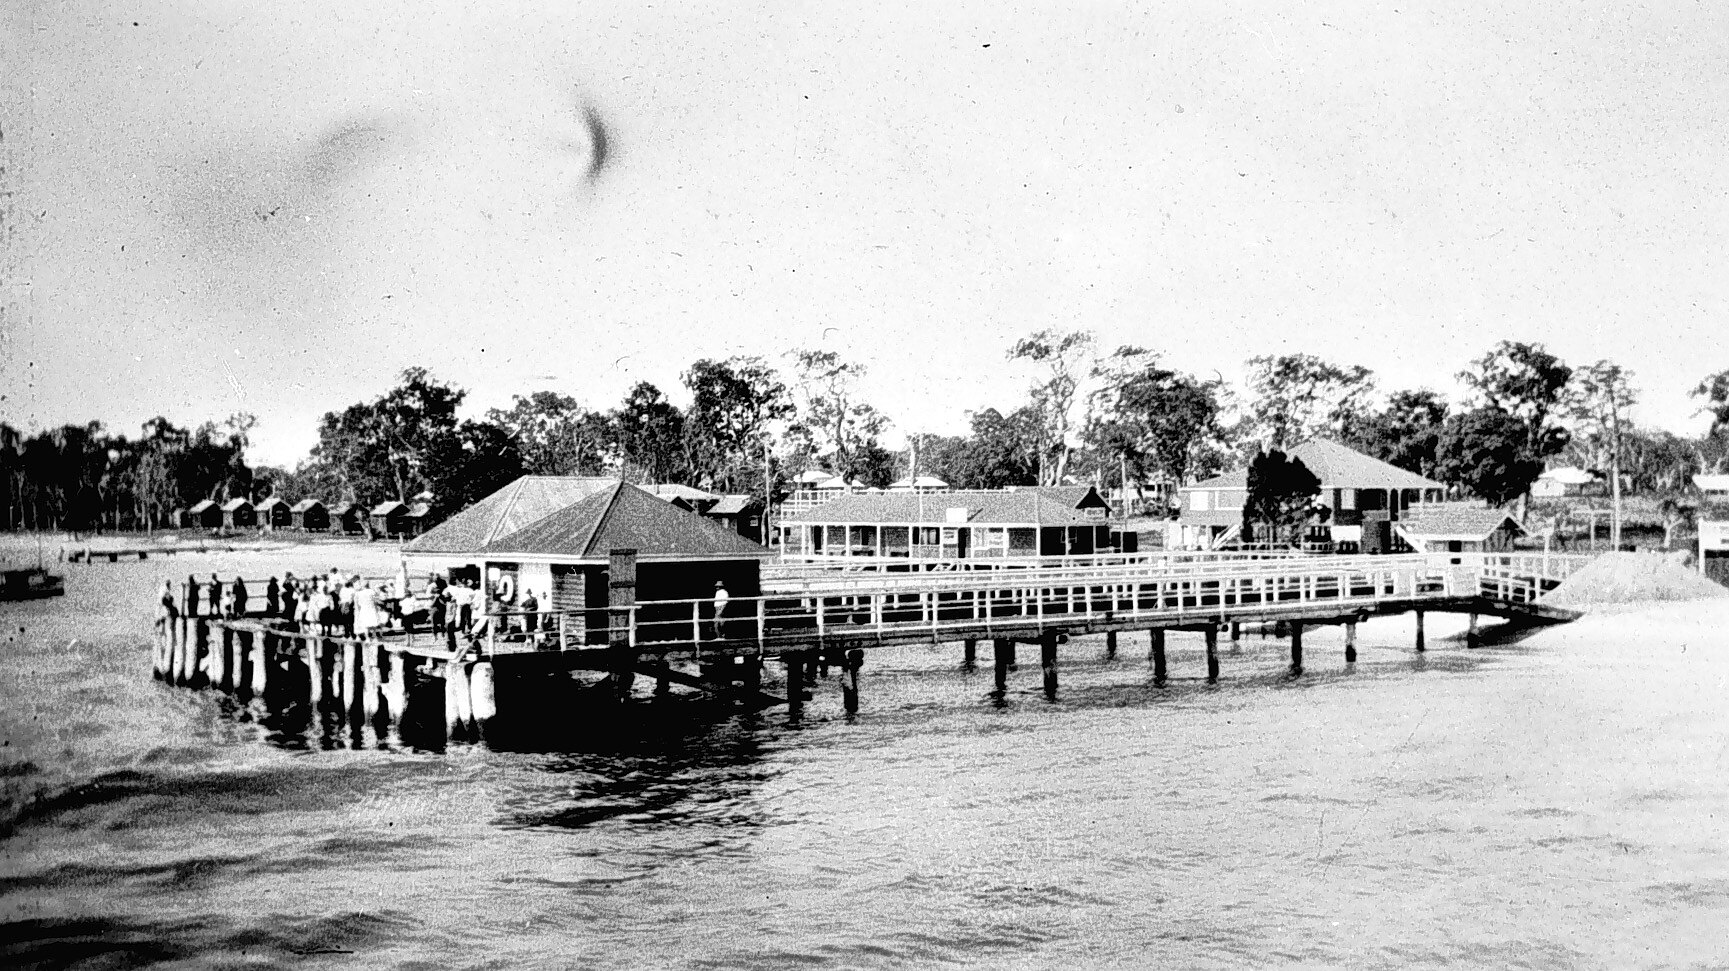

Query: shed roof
889 475 950 489
256 496 287 511
793 469 831 485
1180 439 1443 493
645 483 720 504
372 500 408 515
404 475 616 555
479 482 774 562
407 502 432 518
219 498 252 511
1539 466 1598 485
815 475 862 490
786 486 1109 526
1396 503 1525 541
290 499 326 513
189 499 216 513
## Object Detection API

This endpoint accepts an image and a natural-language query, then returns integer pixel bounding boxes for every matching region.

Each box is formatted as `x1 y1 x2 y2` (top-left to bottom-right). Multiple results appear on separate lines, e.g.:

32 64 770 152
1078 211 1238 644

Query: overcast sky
4 1 1724 466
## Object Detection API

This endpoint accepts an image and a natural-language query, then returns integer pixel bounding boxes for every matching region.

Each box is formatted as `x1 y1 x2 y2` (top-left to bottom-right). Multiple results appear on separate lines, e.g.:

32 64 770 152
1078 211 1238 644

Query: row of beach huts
169 498 432 538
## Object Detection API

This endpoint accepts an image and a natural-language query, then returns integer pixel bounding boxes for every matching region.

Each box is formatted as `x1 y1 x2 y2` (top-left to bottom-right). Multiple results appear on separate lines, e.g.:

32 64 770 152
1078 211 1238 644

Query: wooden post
445 661 470 736
251 632 270 698
1150 629 1167 684
1345 621 1358 663
1290 622 1304 674
1414 610 1426 652
185 619 207 686
1467 612 1479 649
1229 622 1241 651
785 651 806 717
608 549 638 702
1205 626 1219 683
469 661 497 733
655 663 671 699
340 641 359 715
380 652 407 723
1040 632 1059 700
992 638 1011 694
360 642 381 722
1105 630 1118 660
308 637 326 712
963 638 977 671
842 649 862 714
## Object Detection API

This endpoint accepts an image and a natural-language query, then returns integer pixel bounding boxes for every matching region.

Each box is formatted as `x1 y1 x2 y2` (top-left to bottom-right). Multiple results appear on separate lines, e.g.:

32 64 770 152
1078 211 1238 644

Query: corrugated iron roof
1397 502 1524 540
255 497 287 510
404 475 616 554
371 500 407 515
479 482 774 561
189 499 216 512
645 483 720 503
219 498 251 511
289 499 325 512
785 486 1109 526
707 494 760 516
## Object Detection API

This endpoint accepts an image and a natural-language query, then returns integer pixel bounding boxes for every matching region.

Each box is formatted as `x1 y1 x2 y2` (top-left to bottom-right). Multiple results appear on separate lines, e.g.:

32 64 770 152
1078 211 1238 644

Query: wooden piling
1345 621 1358 663
1150 629 1167 684
360 643 381 721
447 660 473 732
184 619 206 686
380 652 407 723
340 641 359 715
1415 611 1426 652
963 638 977 671
607 548 638 702
1040 632 1059 700
1205 626 1219 683
785 651 806 717
993 638 1012 693
251 632 269 697
1290 622 1304 674
307 637 326 711
842 649 863 714
470 661 497 732
1105 630 1118 660
1467 612 1480 649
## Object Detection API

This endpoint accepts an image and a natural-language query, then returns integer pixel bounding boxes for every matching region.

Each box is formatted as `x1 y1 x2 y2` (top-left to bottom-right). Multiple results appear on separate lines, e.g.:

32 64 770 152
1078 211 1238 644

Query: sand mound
1544 551 1729 608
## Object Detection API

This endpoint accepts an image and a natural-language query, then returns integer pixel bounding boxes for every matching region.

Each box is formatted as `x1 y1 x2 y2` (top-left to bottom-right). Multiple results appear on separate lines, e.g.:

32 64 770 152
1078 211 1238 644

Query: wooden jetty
149 551 1591 741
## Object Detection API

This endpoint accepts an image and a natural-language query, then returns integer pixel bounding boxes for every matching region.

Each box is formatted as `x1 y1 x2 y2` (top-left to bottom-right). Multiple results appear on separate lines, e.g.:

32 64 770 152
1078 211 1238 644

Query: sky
3 1 1725 467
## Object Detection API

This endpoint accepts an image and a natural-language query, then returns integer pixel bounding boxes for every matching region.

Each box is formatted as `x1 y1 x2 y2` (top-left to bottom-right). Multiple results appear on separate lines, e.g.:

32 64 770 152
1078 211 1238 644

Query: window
1339 488 1356 511
1190 491 1211 512
1216 490 1244 511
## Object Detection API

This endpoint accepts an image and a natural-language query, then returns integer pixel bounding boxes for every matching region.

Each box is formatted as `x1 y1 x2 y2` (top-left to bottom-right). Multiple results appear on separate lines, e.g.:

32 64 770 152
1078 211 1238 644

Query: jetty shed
1394 503 1524 557
255 497 291 531
329 502 365 535
475 481 775 644
187 499 221 529
220 498 256 530
1171 439 1446 551
371 501 411 538
290 499 329 532
403 475 618 581
779 486 1116 561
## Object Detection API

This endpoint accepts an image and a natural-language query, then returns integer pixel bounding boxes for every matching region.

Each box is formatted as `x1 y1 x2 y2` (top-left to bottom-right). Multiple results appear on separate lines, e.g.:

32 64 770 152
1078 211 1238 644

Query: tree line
5 340 1727 533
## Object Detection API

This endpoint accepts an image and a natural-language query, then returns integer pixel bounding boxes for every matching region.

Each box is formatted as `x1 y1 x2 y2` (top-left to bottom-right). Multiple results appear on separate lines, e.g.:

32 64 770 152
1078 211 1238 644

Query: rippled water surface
3 548 1728 969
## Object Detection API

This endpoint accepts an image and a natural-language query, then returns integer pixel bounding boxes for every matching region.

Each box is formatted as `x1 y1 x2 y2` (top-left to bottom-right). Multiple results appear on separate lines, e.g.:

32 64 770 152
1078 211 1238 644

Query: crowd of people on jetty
154 568 553 650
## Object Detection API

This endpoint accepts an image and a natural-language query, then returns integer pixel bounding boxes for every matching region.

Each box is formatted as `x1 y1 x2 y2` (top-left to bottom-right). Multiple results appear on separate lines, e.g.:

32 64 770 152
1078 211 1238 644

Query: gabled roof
407 502 432 518
1396 503 1525 541
708 494 761 516
478 482 774 562
1179 439 1443 493
256 496 287 510
404 475 616 555
290 499 326 512
793 469 832 485
889 475 949 489
645 483 720 504
188 499 216 512
815 475 861 490
786 486 1109 526
328 502 363 515
219 498 251 511
372 500 408 515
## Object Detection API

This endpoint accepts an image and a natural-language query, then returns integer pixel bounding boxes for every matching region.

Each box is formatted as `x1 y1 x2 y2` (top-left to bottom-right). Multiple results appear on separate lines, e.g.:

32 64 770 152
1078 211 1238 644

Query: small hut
221 498 257 529
705 494 766 543
406 502 433 537
290 499 329 532
188 499 222 530
168 506 192 529
371 500 411 538
255 496 291 531
1395 503 1525 558
329 502 365 535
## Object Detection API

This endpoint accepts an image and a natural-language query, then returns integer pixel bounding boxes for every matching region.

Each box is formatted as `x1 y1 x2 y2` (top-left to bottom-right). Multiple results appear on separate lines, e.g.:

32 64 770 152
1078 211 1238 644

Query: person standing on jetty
156 580 178 634
520 589 539 648
265 576 279 617
186 574 200 617
457 579 476 636
711 581 730 640
207 574 222 619
280 573 298 625
231 577 248 619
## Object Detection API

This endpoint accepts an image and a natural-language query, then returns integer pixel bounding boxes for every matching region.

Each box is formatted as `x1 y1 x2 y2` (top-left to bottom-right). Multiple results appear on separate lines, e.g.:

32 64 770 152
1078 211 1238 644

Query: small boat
2 567 66 601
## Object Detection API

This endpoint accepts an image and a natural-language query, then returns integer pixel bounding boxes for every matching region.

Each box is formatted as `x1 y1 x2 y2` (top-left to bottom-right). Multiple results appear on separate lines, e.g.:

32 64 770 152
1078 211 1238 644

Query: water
3 548 1727 968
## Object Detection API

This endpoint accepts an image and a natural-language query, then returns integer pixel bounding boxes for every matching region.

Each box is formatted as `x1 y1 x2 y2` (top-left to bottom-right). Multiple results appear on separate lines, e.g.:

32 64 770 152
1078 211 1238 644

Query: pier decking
150 551 1592 740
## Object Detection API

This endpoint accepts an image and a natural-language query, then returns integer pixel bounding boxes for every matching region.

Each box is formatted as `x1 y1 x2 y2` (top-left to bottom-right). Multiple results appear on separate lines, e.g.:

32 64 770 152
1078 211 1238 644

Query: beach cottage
779 486 1117 562
290 499 329 532
255 496 291 531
